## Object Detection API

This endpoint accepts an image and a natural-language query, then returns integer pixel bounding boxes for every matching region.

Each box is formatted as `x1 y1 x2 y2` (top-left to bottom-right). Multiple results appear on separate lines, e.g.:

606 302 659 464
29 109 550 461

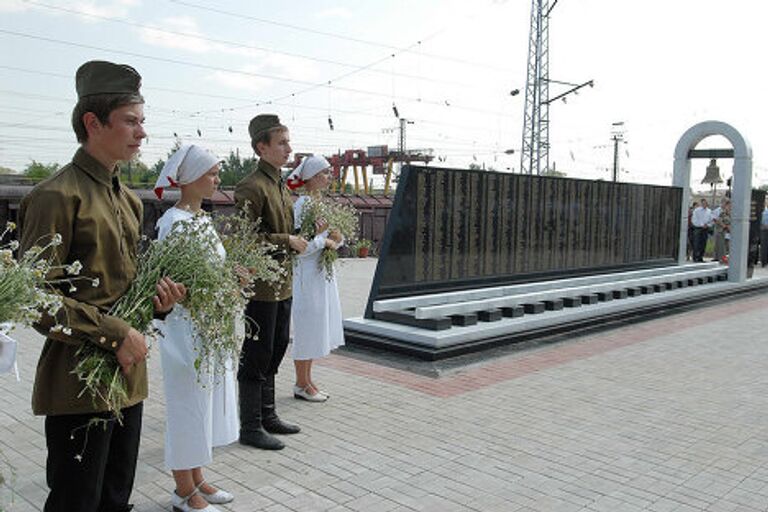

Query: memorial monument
344 121 768 359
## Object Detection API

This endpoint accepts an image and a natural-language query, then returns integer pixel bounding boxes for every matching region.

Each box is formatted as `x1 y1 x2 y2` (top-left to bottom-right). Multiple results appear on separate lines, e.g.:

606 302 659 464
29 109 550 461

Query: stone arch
673 121 753 282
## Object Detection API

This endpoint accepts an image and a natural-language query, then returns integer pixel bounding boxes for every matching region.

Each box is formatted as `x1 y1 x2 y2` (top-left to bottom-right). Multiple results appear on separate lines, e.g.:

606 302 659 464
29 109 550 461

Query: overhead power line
165 0 514 72
0 29 505 117
22 0 489 90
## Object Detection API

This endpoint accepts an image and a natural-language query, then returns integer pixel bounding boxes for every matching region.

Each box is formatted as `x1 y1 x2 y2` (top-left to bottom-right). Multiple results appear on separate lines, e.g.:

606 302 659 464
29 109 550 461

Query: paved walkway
2 260 768 512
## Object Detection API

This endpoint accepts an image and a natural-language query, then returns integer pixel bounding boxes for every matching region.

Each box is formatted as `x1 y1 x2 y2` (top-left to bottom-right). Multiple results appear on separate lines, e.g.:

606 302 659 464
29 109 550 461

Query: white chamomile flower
66 261 82 275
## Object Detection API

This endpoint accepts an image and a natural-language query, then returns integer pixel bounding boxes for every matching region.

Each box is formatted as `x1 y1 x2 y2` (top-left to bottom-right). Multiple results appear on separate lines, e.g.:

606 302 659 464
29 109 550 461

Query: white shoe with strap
197 479 234 505
293 385 328 402
171 485 222 512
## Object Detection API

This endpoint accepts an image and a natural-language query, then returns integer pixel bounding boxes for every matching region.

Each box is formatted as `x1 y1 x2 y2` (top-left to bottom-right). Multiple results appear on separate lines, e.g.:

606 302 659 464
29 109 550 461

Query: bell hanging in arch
701 158 723 185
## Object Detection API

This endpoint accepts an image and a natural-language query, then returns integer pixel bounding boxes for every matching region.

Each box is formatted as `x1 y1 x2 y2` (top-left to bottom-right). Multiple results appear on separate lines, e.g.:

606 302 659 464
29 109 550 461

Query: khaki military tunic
234 159 294 302
19 148 147 416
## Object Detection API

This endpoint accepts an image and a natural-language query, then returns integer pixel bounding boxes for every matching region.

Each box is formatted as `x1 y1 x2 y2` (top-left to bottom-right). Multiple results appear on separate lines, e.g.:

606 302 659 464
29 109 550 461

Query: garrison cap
75 60 142 99
248 114 285 141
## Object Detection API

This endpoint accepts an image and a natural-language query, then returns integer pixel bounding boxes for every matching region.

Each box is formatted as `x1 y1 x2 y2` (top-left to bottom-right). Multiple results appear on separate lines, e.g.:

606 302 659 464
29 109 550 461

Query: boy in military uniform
19 60 186 512
234 114 307 450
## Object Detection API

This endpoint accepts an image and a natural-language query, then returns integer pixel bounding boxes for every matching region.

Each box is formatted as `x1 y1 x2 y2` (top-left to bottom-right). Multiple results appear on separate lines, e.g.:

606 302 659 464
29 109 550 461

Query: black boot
262 375 300 435
238 380 284 450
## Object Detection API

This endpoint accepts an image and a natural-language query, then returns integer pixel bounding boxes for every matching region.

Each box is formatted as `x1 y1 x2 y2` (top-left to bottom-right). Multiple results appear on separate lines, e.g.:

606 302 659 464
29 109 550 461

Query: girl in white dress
154 144 238 512
285 155 345 402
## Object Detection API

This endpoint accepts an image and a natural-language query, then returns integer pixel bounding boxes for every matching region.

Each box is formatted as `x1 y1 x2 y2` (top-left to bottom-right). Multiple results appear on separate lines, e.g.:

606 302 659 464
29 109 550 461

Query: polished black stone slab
581 294 600 305
544 299 564 311
365 165 682 318
523 302 546 314
478 309 503 322
373 311 452 331
563 297 582 307
502 306 525 318
597 291 614 302
451 313 478 326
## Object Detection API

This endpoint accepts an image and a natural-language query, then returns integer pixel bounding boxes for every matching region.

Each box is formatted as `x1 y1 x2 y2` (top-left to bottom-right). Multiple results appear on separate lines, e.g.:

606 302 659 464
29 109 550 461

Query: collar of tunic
72 147 121 190
257 158 282 185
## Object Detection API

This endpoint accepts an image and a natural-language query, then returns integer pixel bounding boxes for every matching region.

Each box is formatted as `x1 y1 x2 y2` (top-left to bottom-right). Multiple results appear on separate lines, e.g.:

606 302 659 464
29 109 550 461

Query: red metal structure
289 147 433 196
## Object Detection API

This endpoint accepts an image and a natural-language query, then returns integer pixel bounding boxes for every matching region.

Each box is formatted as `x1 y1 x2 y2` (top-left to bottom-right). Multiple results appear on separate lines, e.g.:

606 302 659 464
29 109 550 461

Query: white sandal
293 385 328 402
197 479 234 504
171 483 222 511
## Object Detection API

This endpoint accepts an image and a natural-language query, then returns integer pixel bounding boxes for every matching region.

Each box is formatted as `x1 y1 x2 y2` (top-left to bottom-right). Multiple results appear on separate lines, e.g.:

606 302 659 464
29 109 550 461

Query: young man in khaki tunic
19 60 185 512
235 114 307 450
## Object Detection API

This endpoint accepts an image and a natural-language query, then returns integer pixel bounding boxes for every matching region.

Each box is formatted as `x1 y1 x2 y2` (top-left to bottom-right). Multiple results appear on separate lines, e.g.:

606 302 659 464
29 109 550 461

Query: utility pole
611 122 625 182
520 0 593 176
520 0 550 176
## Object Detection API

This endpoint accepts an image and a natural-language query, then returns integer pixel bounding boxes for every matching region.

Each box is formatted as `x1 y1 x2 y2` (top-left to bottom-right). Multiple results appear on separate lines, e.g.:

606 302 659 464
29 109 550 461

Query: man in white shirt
691 198 712 262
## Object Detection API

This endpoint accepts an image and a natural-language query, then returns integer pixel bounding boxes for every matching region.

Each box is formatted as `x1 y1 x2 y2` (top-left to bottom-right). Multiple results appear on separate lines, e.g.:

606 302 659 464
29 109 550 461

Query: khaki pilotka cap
248 114 285 141
75 60 142 98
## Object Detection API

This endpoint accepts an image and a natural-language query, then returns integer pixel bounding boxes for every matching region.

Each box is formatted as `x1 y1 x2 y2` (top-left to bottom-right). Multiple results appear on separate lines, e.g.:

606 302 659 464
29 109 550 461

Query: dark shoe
239 427 284 450
262 374 301 435
238 379 285 450
262 416 301 435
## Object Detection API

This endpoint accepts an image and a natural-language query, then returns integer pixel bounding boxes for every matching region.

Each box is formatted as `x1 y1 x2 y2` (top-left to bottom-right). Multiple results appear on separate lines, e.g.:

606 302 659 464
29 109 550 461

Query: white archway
673 121 753 282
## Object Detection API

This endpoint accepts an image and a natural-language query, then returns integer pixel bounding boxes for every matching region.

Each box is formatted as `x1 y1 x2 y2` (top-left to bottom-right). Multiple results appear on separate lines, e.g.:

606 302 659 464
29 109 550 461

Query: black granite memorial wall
365 165 682 317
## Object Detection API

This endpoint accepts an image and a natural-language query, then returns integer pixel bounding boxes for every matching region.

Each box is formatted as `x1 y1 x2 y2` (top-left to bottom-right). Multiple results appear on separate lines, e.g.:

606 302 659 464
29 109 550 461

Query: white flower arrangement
73 210 285 420
0 222 92 335
297 193 359 280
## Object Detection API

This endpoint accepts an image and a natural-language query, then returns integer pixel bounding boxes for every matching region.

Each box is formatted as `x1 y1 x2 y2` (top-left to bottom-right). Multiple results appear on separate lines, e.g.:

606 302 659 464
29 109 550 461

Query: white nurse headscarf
153 144 222 199
285 155 331 190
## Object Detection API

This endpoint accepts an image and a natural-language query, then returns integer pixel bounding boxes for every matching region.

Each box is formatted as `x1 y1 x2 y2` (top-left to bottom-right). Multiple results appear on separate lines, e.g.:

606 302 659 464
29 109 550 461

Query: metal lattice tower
521 0 550 176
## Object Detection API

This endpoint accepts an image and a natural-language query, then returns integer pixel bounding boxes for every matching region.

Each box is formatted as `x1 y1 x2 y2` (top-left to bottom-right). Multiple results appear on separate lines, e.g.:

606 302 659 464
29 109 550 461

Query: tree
118 159 156 187
23 160 59 181
220 150 257 187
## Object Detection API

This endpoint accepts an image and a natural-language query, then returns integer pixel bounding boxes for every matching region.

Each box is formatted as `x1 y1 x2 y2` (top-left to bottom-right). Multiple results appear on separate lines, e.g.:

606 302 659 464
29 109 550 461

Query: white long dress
155 207 238 471
291 196 345 360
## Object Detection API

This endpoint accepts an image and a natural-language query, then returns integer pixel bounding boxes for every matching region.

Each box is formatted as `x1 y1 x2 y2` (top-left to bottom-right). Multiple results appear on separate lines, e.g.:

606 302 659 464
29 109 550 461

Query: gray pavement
3 259 768 512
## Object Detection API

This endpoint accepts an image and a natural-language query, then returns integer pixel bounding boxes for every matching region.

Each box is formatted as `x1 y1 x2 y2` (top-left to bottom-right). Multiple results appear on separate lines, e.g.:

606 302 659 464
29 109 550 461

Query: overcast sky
0 0 765 189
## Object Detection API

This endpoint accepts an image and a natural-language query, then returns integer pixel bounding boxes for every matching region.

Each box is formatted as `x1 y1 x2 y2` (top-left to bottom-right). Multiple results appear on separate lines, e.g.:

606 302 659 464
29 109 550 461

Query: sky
0 0 766 190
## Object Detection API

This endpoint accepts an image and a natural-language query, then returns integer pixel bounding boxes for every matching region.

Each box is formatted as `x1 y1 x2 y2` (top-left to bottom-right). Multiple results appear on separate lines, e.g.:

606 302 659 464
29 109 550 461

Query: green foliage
351 238 373 257
220 150 257 187
23 160 59 181
118 159 157 187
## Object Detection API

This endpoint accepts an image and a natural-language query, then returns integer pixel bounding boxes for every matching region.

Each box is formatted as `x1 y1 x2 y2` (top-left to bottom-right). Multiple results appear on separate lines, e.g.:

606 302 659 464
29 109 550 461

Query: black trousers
44 402 143 512
238 298 292 383
692 227 708 262
760 229 768 266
